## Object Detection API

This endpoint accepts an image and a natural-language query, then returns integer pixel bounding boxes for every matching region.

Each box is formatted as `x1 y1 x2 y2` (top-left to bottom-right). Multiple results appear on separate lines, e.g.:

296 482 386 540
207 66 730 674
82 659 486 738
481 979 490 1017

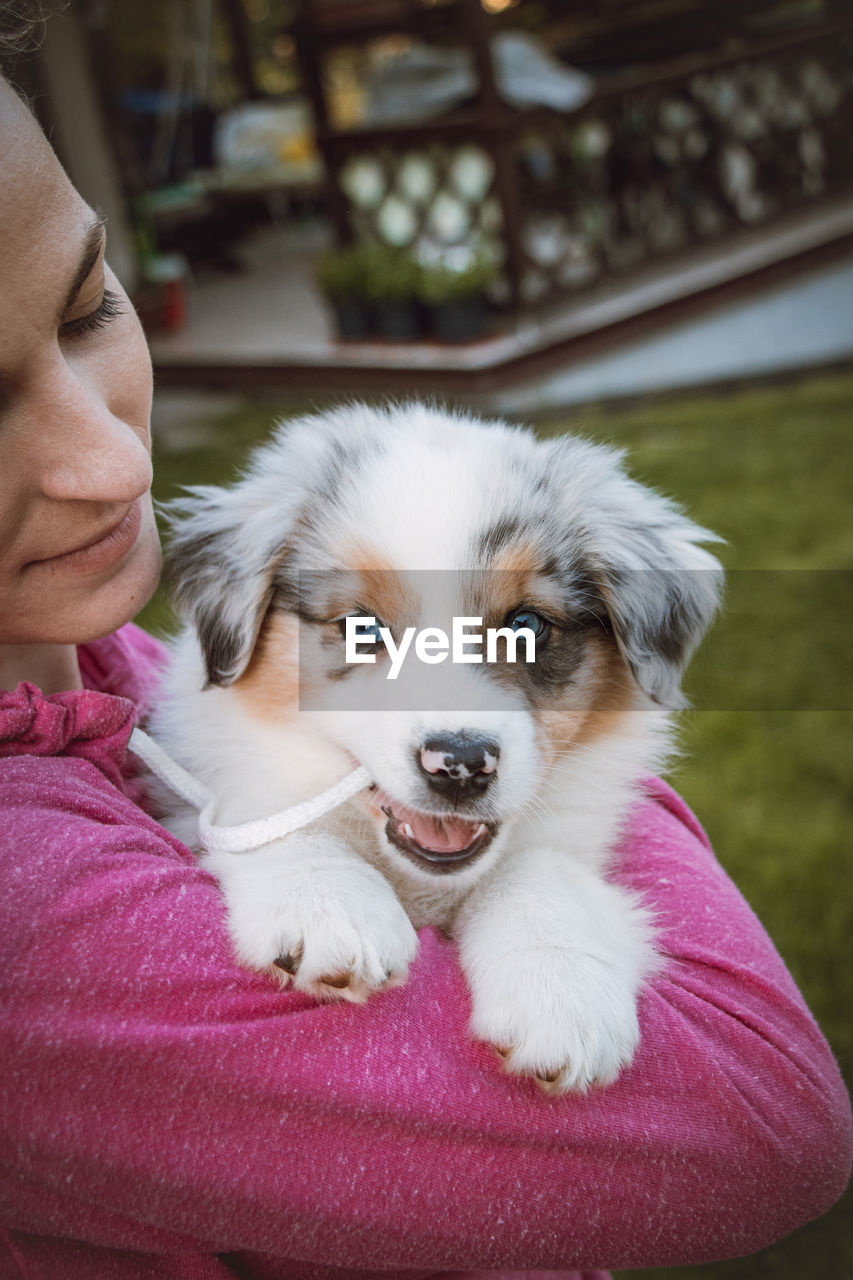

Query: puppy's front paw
204 836 418 1003
470 948 641 1093
458 869 655 1093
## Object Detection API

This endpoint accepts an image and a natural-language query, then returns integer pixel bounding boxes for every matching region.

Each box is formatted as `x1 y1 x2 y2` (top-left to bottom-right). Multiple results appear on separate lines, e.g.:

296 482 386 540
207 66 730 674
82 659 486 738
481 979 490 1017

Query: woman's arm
0 756 849 1274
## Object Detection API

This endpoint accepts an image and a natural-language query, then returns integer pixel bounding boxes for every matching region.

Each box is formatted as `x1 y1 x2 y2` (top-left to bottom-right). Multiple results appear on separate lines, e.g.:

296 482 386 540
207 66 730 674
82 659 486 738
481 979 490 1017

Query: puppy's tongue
384 799 481 853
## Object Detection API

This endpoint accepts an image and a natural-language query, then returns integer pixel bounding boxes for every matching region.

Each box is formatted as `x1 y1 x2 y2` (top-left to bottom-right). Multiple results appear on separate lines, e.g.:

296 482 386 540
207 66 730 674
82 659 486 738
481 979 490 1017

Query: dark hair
0 0 63 62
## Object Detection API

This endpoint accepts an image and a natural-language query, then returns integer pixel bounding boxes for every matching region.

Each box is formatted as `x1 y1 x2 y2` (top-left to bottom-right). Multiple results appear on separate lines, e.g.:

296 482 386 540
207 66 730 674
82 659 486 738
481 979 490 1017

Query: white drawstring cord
128 726 371 855
128 726 213 810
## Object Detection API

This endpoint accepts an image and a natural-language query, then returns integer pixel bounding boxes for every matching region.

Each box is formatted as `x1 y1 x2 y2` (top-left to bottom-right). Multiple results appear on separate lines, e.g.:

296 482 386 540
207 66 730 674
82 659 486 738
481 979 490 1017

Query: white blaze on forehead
336 408 538 571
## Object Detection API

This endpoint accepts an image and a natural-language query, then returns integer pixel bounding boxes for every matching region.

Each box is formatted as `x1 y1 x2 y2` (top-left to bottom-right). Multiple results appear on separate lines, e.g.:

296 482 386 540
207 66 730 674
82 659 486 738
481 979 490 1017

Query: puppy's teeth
475 823 487 837
403 823 415 840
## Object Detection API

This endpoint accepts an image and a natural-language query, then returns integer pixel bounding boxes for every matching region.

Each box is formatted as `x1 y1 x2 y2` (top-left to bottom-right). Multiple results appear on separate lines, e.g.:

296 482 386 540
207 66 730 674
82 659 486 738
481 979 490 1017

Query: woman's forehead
0 75 46 172
1 78 85 220
0 80 100 380
0 79 92 287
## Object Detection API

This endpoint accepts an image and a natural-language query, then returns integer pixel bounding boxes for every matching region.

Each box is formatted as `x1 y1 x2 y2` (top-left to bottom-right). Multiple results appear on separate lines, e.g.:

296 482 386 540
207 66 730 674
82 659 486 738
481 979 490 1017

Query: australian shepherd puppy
151 403 722 1092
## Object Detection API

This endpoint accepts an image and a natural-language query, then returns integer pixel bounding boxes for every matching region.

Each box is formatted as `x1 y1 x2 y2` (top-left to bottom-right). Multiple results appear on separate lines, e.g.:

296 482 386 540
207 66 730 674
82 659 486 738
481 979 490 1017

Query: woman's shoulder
0 625 172 813
0 676 200 949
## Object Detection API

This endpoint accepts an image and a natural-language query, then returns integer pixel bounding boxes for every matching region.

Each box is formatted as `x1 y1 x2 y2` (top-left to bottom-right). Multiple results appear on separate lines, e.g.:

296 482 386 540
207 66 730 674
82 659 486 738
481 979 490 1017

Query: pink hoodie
0 626 849 1280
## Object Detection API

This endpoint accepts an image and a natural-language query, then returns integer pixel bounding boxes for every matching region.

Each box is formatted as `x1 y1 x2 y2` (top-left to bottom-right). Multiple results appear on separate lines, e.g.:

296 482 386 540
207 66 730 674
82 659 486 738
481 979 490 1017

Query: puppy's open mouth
376 794 498 874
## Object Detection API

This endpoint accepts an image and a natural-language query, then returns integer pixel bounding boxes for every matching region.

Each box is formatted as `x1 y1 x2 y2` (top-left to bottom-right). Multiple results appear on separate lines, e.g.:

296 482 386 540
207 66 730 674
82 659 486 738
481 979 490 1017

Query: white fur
202 835 418 1003
456 849 657 1091
151 403 722 1093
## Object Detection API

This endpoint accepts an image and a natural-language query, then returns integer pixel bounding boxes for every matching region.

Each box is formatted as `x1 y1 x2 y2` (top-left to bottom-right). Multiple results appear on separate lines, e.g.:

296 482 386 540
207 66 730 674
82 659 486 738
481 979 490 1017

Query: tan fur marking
492 541 541 577
536 636 641 759
337 541 397 576
335 539 418 628
479 544 538 623
359 568 418 631
471 544 566 627
234 611 301 722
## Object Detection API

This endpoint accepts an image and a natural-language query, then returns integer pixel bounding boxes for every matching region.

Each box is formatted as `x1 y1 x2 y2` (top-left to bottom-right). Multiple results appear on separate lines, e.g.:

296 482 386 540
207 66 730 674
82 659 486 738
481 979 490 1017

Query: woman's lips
28 501 144 575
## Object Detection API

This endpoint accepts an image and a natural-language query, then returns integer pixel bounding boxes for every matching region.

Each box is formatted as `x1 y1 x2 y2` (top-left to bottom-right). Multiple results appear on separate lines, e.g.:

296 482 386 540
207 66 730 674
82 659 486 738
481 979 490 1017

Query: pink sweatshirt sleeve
0 688 849 1273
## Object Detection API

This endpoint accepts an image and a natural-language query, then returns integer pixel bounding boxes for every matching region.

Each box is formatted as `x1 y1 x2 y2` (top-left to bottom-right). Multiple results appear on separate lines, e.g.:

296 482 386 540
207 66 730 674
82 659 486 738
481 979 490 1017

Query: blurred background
8 2 852 1276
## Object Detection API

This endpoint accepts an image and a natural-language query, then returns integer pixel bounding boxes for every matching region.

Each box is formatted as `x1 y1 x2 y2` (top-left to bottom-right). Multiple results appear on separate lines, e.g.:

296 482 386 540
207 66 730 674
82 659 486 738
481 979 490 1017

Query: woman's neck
0 643 82 694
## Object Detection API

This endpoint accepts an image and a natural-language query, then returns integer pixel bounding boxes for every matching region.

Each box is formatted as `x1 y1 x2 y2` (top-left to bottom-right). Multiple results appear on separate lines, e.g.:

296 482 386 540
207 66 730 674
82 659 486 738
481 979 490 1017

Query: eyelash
60 288 125 340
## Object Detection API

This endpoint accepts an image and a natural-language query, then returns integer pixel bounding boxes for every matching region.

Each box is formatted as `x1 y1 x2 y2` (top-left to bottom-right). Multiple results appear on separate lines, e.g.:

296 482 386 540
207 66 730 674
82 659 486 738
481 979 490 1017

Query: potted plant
361 244 424 342
417 249 497 343
315 243 375 340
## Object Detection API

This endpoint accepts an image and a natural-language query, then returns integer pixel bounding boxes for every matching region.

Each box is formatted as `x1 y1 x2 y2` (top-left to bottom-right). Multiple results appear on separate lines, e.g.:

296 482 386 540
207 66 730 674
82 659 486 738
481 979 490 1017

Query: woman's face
0 78 161 647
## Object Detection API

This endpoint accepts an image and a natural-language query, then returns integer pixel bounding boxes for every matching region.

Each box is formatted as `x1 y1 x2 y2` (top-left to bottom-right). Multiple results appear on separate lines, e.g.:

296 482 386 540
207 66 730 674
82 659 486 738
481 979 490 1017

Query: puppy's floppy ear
549 437 723 708
595 549 723 709
162 409 358 685
163 483 289 686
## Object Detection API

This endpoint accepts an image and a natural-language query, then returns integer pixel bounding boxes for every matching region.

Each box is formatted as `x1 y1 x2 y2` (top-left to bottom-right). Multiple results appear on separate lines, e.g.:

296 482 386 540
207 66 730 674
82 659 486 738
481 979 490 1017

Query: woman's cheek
97 282 154 449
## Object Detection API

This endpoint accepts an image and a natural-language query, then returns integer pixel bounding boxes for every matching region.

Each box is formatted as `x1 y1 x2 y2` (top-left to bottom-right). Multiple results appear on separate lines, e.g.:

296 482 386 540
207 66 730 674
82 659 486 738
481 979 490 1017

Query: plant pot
332 297 373 341
373 297 423 342
428 294 489 343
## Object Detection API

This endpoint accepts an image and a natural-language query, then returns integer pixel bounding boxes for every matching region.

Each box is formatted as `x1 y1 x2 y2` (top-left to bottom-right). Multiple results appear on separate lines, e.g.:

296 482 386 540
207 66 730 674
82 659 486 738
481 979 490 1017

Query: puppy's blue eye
336 615 386 646
507 609 551 643
359 617 385 645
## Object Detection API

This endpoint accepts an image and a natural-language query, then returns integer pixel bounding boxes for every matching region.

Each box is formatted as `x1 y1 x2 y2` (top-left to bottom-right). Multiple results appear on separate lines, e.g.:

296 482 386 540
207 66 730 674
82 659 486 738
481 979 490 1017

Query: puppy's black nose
419 734 500 796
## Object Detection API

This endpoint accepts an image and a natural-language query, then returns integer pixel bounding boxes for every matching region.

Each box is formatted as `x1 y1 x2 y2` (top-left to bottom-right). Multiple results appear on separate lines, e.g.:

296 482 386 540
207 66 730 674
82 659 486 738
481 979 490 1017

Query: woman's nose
27 356 152 505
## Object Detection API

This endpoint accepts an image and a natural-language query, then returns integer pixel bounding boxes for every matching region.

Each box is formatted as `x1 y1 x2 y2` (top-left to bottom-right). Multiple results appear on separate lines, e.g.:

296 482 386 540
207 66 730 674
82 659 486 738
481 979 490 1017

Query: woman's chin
79 531 163 643
6 516 162 648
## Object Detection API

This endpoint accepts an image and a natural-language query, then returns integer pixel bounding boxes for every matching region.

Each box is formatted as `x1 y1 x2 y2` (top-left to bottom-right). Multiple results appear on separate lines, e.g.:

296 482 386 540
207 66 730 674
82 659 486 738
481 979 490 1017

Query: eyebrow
0 214 108 388
61 214 107 315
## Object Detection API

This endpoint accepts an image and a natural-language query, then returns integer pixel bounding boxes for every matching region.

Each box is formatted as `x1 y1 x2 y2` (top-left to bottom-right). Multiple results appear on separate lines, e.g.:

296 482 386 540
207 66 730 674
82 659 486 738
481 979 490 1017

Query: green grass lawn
141 368 852 1278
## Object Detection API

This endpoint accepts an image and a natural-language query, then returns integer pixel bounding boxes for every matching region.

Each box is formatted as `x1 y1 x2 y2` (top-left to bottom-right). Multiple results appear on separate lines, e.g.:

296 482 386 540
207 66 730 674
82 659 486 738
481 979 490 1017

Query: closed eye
60 288 125 341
